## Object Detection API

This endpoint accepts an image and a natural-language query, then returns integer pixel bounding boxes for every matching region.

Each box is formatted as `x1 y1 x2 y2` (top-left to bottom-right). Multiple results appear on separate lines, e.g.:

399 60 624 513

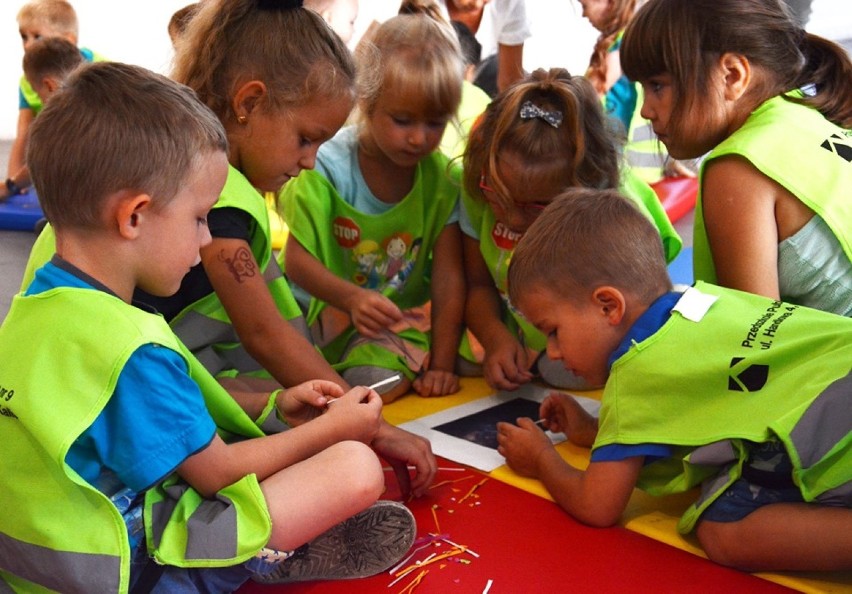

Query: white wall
0 0 849 140
0 1 189 140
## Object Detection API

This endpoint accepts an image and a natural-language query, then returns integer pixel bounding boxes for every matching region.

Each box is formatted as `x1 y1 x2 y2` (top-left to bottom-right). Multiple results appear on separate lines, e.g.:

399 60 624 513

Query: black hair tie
257 0 303 11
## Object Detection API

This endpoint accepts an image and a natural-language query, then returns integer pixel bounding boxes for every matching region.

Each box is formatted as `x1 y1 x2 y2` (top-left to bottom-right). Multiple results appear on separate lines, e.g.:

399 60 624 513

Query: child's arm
462 235 533 390
6 109 33 180
201 236 344 386
176 385 382 498
496 417 642 527
702 156 813 299
496 43 524 94
285 235 403 338
414 223 464 397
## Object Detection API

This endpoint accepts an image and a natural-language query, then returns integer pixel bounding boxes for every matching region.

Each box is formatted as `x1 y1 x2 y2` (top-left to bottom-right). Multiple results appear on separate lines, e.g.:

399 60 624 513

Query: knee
695 520 750 569
327 441 384 503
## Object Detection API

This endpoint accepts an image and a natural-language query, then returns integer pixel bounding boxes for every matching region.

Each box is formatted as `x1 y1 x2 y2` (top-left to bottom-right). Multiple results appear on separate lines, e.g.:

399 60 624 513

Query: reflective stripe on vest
0 532 120 593
171 261 309 376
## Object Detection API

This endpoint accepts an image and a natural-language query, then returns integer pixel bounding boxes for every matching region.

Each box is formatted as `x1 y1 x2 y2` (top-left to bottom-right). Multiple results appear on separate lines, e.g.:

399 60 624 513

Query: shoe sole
254 500 416 583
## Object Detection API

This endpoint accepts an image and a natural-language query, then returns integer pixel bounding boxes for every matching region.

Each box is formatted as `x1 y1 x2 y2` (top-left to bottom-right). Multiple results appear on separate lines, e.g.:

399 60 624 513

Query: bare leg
696 503 852 571
260 440 383 551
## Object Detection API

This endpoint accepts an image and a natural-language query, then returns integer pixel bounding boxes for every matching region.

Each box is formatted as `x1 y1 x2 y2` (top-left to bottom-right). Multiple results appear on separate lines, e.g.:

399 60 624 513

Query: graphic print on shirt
333 216 424 295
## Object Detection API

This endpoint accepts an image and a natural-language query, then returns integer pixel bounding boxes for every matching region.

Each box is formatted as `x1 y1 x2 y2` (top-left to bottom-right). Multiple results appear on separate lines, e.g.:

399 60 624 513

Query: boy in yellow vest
3 0 104 201
496 187 851 572
0 62 414 593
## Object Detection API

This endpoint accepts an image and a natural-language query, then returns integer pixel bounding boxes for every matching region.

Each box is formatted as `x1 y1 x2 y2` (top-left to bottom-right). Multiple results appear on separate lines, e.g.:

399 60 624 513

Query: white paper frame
398 383 601 472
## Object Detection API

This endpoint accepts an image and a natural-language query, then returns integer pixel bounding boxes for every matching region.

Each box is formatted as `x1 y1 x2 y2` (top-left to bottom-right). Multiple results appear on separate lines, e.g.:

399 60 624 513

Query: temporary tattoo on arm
218 246 257 283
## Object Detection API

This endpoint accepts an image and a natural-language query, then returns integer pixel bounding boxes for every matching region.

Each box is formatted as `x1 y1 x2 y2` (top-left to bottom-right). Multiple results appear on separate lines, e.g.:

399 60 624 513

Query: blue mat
0 189 43 231
667 246 694 286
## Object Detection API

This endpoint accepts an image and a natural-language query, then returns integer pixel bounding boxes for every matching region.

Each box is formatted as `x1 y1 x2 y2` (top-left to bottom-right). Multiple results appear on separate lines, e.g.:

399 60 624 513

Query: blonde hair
354 14 463 120
28 62 227 230
16 0 78 38
463 68 622 212
171 0 355 124
508 187 672 306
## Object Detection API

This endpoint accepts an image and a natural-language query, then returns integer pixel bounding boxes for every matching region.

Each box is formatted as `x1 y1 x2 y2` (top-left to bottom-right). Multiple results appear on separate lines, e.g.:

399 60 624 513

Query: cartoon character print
351 239 383 288
381 232 413 278
385 237 423 295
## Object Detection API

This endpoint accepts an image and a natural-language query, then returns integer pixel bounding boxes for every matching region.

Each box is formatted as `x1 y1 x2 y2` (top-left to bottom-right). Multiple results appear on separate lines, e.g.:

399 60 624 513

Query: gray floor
0 137 36 320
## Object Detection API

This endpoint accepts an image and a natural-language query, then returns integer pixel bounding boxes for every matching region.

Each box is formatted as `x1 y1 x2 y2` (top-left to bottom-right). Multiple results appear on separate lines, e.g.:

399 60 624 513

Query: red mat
651 175 698 224
238 458 792 594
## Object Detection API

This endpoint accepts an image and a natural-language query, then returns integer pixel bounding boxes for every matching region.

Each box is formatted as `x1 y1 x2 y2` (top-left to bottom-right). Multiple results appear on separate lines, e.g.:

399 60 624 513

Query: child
4 0 103 201
621 0 852 316
579 0 687 184
497 187 852 572
398 1 492 168
0 61 415 593
8 0 439 497
281 13 466 403
460 67 681 392
22 36 81 103
0 37 83 204
303 0 359 46
160 0 438 497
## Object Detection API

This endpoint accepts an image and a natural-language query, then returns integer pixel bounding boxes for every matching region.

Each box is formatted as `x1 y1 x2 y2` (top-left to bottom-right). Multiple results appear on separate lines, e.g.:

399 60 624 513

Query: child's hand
276 380 344 426
349 289 404 338
413 369 460 397
496 418 554 478
324 385 383 443
539 392 598 448
483 339 533 390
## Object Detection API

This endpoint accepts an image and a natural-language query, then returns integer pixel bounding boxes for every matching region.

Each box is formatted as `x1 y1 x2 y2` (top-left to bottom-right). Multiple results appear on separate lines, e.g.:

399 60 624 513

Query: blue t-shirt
26 258 217 548
591 291 682 463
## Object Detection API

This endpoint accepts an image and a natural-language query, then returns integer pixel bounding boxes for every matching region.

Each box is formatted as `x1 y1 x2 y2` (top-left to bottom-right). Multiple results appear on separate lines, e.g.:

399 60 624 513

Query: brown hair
28 62 227 230
171 0 355 124
462 68 622 211
16 0 78 39
354 13 463 120
508 187 672 306
586 0 636 95
398 0 447 24
22 36 82 87
621 0 852 129
168 3 201 44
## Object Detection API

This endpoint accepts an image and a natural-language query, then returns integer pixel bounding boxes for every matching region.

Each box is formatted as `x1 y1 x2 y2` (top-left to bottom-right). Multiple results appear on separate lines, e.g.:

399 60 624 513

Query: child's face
480 151 565 234
137 151 228 297
19 25 74 50
364 85 451 170
516 284 621 386
638 72 727 160
578 0 611 31
232 94 352 192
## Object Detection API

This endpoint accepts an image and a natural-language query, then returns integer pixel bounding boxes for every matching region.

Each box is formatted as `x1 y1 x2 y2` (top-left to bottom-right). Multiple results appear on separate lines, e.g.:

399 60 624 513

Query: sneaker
253 500 416 584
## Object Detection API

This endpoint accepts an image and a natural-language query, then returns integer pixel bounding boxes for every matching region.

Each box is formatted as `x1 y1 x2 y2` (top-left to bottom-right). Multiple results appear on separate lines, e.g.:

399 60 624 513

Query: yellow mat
383 377 852 593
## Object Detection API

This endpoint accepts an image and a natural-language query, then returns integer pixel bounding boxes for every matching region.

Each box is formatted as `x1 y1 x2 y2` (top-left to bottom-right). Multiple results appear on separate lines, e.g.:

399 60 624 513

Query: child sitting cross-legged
496 187 852 572
0 62 415 593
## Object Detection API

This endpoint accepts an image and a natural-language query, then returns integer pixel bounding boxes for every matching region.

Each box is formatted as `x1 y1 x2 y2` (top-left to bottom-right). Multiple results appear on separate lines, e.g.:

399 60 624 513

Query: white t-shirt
440 0 532 58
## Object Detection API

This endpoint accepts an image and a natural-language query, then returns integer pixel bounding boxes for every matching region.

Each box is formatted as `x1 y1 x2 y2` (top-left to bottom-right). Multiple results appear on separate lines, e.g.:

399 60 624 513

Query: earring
237 115 247 124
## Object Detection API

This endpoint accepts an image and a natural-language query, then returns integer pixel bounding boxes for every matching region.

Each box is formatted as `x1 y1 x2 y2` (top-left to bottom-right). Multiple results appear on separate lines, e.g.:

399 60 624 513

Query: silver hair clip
519 100 563 128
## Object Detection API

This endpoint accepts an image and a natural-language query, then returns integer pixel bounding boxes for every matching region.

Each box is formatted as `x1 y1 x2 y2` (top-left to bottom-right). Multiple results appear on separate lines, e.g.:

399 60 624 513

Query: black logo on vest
821 133 852 163
728 358 769 392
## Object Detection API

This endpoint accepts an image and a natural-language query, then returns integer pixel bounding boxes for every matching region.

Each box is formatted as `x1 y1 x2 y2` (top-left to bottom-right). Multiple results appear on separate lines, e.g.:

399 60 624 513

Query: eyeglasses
478 173 550 218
